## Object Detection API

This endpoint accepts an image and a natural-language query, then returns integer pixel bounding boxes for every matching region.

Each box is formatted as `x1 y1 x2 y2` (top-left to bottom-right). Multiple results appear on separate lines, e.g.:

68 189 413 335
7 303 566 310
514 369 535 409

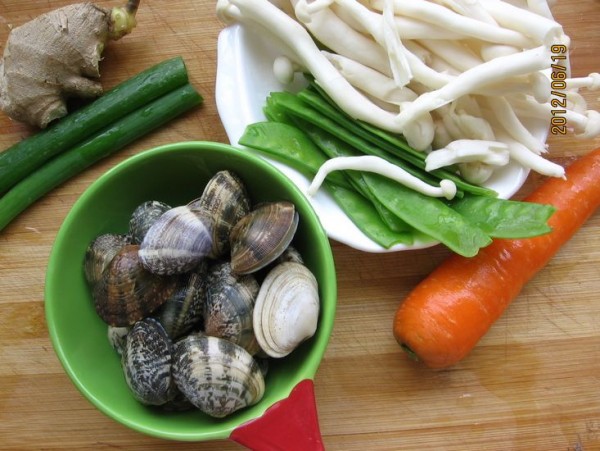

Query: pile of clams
83 170 320 418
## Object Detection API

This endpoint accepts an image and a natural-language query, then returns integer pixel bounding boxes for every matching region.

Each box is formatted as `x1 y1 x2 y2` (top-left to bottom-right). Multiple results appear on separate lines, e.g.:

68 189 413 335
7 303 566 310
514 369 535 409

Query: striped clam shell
204 261 260 355
84 233 131 287
190 170 251 259
138 205 214 276
154 261 208 340
122 318 175 406
172 334 265 418
94 244 177 327
229 201 299 275
128 200 171 244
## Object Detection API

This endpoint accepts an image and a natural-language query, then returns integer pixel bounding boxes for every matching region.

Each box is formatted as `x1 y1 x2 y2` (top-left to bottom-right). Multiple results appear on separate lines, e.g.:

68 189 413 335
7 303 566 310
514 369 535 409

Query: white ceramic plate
216 23 539 253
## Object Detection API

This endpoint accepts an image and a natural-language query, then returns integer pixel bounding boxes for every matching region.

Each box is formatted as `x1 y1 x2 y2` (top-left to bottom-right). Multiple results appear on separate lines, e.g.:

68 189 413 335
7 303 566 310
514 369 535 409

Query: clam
160 388 195 412
275 245 304 265
190 171 251 259
253 261 320 358
172 334 265 418
255 356 269 378
84 233 131 287
122 318 175 406
129 200 171 244
138 205 214 276
204 261 261 355
107 325 130 355
230 201 299 275
155 261 207 340
94 244 177 326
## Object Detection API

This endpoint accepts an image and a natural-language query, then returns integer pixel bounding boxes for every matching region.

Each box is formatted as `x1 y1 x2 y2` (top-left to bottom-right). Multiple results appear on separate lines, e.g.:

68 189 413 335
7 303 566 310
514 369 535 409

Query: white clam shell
253 261 320 358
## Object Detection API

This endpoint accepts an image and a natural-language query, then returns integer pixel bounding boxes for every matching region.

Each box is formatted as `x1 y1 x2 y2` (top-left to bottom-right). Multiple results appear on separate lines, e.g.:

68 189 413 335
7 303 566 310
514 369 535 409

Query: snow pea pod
267 91 443 189
362 173 492 257
326 183 414 247
298 84 497 198
293 104 554 244
298 86 426 164
296 117 413 234
239 121 353 190
264 96 294 124
242 111 411 233
451 195 555 238
238 121 413 246
278 113 490 256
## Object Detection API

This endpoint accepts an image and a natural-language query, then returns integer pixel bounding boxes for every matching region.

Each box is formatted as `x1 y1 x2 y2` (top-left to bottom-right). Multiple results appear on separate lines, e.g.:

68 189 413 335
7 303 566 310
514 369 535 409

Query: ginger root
0 1 140 128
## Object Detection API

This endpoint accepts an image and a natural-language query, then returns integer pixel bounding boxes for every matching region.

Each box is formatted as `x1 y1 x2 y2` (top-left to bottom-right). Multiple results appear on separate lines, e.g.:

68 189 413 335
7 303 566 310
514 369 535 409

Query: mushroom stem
371 0 533 47
566 73 600 90
308 155 457 200
396 45 551 128
218 0 415 136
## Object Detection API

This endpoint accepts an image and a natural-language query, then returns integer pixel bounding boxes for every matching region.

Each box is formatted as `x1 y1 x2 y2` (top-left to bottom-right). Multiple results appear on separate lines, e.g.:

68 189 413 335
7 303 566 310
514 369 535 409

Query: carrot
393 147 600 369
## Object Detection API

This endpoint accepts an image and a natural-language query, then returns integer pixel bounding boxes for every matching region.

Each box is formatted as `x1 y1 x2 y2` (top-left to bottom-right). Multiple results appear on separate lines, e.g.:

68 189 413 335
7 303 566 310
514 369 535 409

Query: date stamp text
550 44 568 135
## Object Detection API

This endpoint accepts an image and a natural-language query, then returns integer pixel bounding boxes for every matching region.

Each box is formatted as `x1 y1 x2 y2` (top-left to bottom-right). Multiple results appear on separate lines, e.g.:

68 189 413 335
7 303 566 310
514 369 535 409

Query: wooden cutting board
1 1 599 449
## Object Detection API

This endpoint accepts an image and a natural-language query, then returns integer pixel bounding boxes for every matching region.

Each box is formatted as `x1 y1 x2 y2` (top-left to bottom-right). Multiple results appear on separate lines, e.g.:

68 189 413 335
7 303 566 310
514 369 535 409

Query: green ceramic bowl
45 141 337 442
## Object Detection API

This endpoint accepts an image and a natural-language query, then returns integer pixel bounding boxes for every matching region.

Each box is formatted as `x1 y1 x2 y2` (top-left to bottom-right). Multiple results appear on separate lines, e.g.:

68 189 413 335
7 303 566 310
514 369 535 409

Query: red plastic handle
230 379 324 451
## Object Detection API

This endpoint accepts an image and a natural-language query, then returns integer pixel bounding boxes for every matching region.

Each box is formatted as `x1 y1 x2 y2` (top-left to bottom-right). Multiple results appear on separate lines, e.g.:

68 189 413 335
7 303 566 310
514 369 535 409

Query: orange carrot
393 147 600 369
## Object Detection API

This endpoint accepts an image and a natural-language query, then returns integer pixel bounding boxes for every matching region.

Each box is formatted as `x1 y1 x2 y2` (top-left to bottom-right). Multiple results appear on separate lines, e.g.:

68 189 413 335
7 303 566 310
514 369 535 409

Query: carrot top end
401 343 420 362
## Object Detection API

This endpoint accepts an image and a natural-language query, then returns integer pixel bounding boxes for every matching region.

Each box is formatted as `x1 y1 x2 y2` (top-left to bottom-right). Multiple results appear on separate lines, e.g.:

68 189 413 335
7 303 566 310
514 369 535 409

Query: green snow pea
326 183 414 247
362 174 492 257
268 93 437 178
300 81 496 198
238 121 412 246
239 121 352 190
295 117 413 234
451 195 556 238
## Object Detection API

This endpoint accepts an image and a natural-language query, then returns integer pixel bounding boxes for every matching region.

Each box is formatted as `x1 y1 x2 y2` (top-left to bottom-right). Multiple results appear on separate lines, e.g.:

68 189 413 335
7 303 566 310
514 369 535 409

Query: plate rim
216 23 541 253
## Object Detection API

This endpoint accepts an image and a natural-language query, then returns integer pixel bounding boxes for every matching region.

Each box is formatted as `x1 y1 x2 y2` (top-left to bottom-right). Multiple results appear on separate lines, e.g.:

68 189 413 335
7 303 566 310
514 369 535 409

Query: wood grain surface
1 1 600 450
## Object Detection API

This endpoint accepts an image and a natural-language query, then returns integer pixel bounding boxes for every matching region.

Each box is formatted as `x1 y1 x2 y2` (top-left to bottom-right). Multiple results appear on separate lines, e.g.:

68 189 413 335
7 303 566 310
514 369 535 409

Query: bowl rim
44 140 337 441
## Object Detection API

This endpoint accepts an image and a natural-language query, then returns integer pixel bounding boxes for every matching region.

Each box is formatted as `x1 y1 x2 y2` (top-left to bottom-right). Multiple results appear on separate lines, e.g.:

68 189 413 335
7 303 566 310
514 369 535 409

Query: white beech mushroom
430 0 496 23
322 51 418 106
439 106 495 143
370 0 533 47
217 0 436 150
566 73 600 90
292 0 393 76
0 1 140 128
334 5 465 41
510 95 600 139
220 0 600 189
480 0 567 46
425 140 510 172
483 97 548 155
307 155 458 200
497 132 565 178
394 45 552 129
526 0 555 20
328 0 413 86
